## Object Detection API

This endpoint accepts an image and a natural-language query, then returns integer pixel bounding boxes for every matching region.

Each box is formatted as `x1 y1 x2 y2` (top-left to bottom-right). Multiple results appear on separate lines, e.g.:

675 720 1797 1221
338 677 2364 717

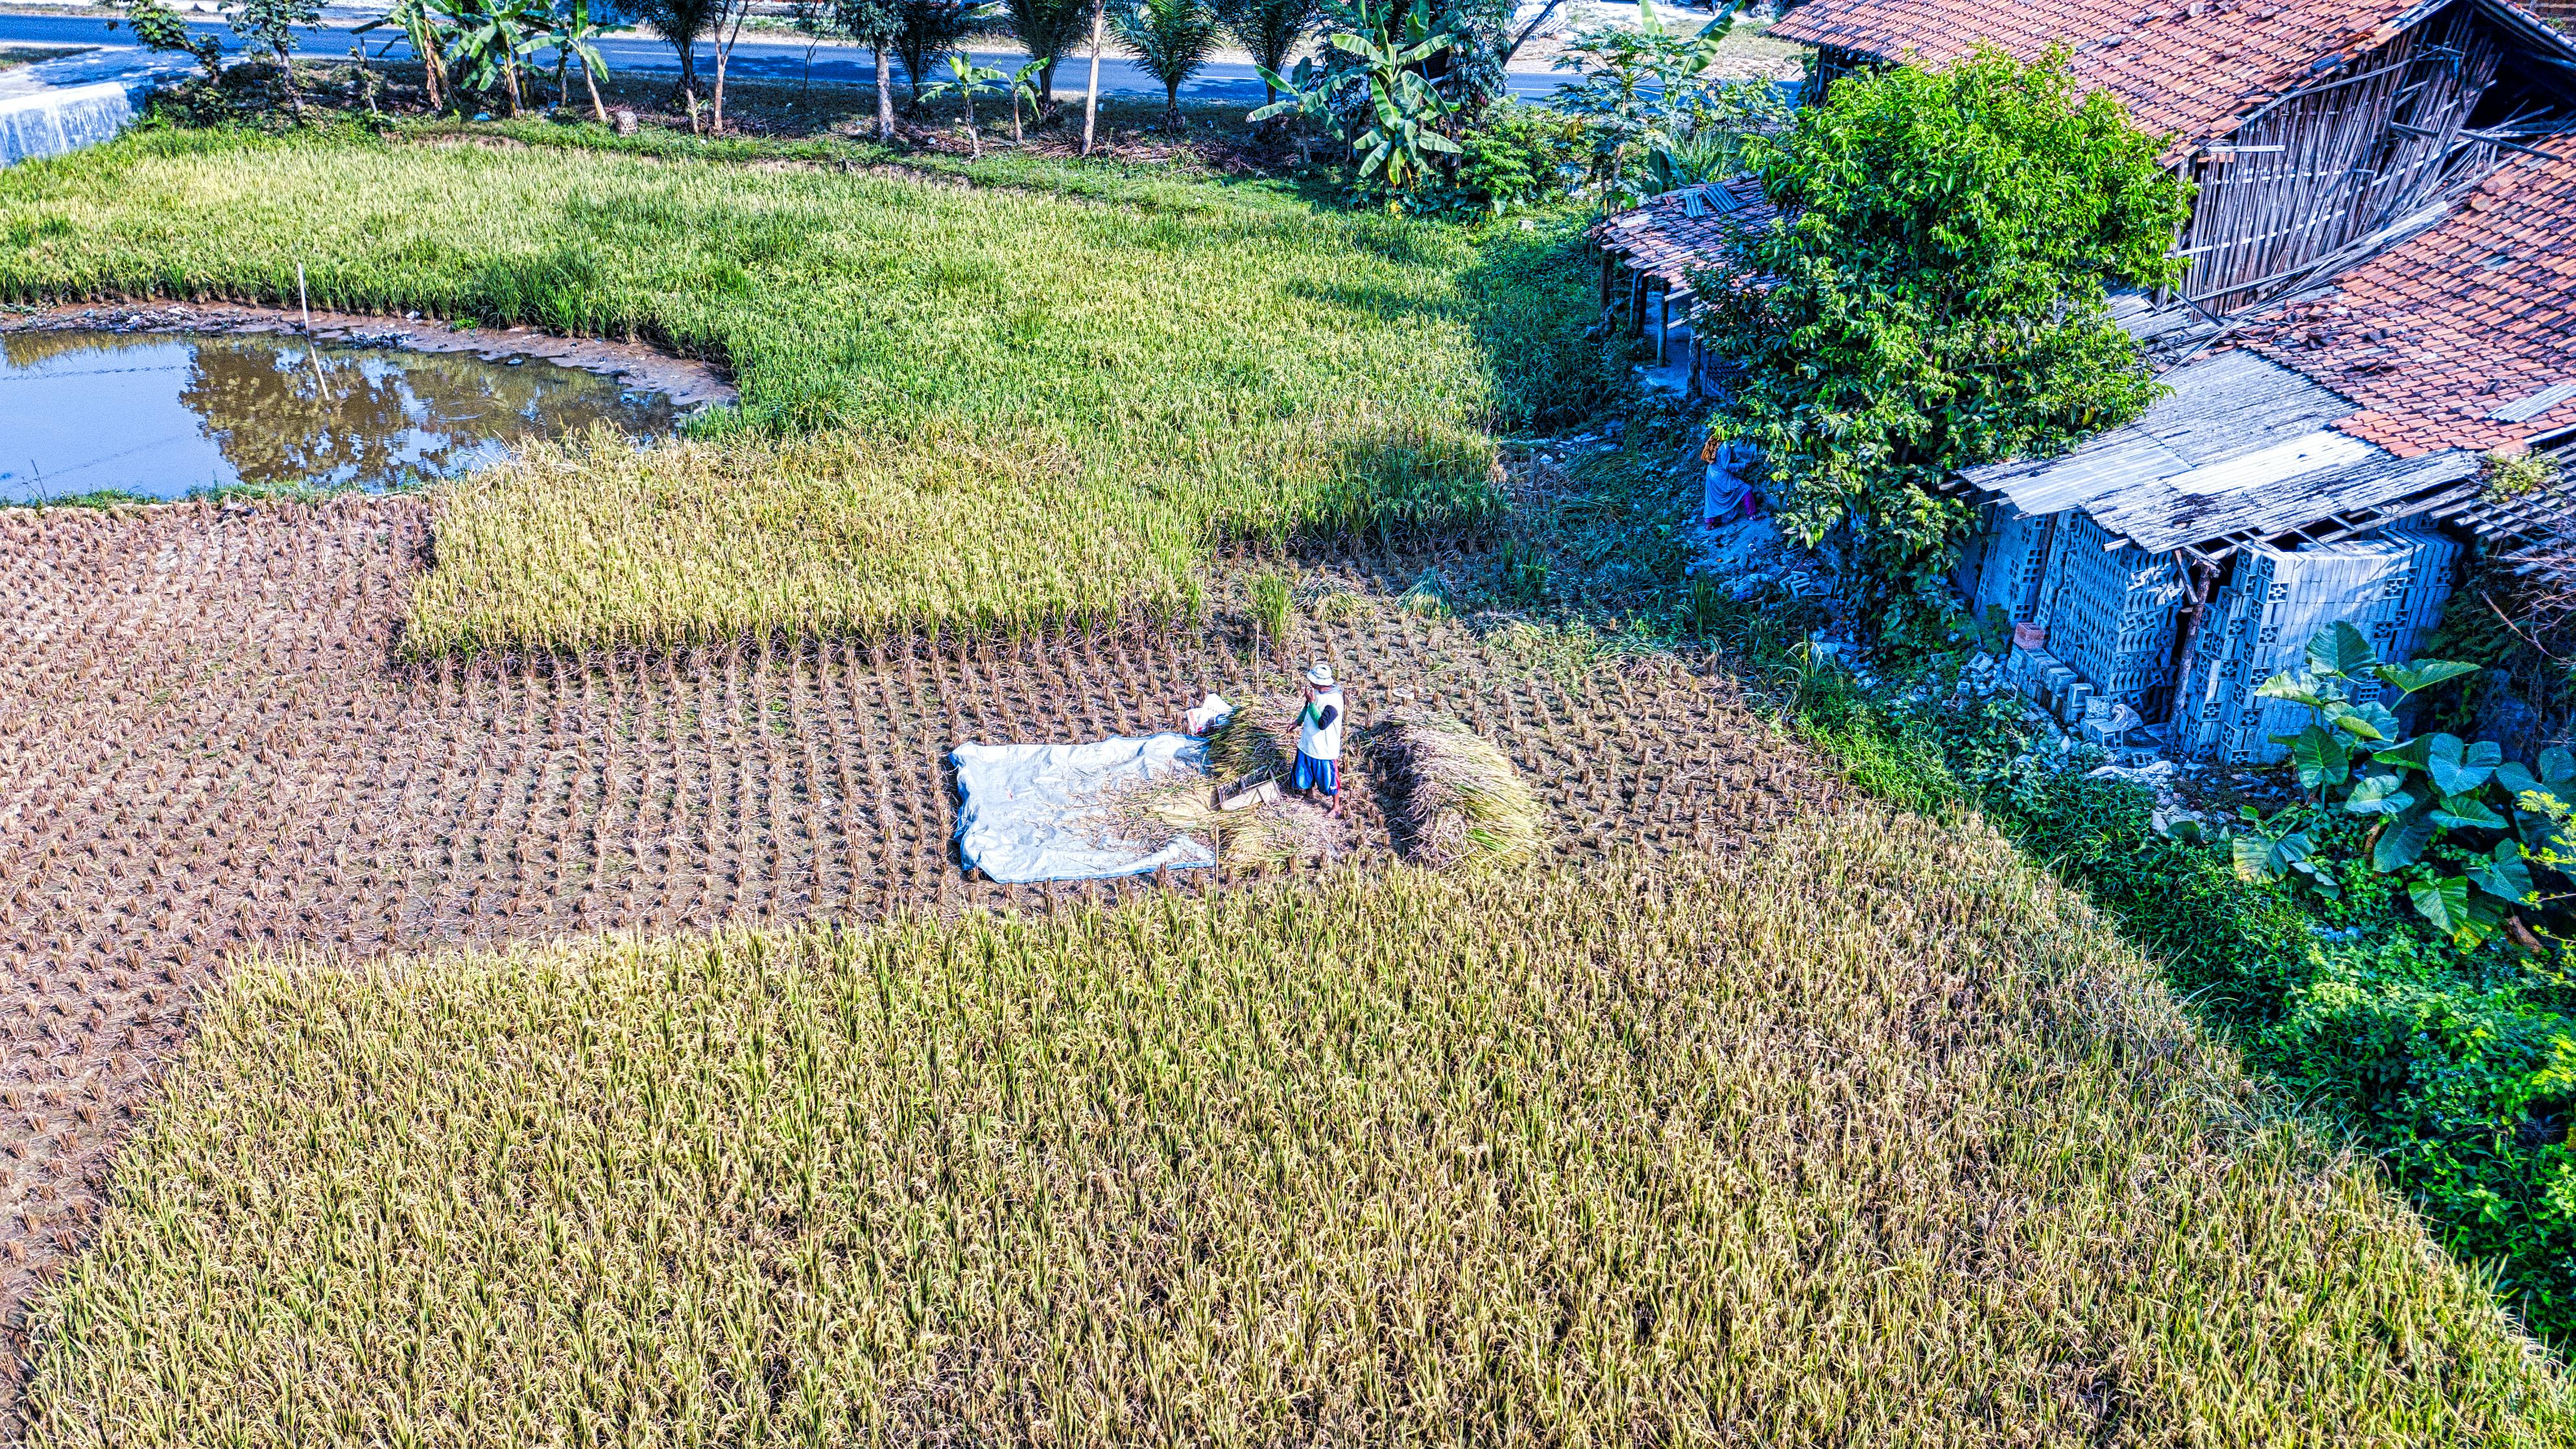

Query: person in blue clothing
1292 662 1346 817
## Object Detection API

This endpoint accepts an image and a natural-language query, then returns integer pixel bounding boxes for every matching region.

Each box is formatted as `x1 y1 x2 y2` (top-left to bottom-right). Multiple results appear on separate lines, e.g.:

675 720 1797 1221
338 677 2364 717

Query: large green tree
1700 48 2191 645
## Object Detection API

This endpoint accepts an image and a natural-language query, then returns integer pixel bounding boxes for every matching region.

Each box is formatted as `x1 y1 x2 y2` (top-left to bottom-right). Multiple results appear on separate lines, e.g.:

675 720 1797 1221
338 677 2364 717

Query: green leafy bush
1775 637 2576 1346
1700 47 2191 647
1448 101 1584 214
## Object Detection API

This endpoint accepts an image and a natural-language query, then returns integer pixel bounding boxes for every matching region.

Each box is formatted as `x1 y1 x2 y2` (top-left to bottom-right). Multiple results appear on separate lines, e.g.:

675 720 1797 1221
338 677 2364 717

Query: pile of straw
1202 694 1302 784
1376 708 1544 868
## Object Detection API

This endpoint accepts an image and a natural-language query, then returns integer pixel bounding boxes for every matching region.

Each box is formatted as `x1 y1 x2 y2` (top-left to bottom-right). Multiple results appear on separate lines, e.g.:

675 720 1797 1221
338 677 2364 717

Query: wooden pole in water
297 263 326 392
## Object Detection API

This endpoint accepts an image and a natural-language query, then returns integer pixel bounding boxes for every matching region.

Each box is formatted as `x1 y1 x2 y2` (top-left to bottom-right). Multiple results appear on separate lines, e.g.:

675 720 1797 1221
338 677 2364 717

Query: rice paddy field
1 121 2572 1441
0 126 1603 649
21 815 2576 1445
0 494 1818 1354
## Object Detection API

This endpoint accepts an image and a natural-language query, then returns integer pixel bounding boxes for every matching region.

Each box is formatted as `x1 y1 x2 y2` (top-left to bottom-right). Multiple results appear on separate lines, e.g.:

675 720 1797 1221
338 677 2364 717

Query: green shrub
1448 101 1586 215
1779 645 2576 1347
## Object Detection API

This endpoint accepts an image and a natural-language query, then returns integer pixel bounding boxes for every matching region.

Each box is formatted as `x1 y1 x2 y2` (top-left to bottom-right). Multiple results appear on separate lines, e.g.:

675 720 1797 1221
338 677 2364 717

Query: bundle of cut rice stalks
1376 708 1544 868
1202 695 1302 784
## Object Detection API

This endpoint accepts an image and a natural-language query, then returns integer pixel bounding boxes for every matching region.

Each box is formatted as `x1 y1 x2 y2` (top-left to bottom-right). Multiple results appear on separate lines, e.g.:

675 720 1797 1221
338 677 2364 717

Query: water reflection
0 330 679 503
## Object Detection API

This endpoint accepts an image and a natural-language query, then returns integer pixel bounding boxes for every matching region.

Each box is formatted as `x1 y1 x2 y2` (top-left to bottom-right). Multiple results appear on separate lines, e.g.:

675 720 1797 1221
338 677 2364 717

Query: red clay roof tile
2238 136 2576 455
1767 0 2439 143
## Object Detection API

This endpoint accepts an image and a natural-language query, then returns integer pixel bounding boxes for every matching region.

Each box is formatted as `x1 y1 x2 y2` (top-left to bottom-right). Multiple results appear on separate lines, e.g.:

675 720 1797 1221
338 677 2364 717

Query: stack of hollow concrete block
2173 527 2462 765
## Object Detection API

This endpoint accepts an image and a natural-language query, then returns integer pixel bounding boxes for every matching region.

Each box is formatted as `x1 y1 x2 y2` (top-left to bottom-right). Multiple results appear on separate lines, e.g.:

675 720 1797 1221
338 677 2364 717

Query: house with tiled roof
1597 0 2576 761
1952 131 2576 760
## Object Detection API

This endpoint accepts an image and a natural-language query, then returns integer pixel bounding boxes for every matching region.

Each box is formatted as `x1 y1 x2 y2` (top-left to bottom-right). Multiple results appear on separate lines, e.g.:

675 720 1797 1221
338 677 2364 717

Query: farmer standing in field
1294 663 1346 818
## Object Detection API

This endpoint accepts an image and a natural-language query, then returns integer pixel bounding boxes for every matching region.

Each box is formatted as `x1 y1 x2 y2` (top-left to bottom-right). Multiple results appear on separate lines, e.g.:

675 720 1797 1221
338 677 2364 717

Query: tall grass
0 129 1599 649
23 813 2571 1446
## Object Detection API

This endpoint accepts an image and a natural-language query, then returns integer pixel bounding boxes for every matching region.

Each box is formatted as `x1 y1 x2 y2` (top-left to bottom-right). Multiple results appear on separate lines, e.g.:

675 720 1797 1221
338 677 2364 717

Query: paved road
0 10 1575 107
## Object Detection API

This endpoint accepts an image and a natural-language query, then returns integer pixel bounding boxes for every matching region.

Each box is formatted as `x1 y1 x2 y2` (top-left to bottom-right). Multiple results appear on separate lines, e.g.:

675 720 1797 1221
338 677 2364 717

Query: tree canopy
1700 47 2191 645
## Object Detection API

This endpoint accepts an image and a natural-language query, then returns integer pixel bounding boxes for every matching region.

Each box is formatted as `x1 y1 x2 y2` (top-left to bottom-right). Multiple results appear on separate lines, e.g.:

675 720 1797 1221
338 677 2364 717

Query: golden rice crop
1377 706 1545 867
407 427 1206 651
21 813 2570 1447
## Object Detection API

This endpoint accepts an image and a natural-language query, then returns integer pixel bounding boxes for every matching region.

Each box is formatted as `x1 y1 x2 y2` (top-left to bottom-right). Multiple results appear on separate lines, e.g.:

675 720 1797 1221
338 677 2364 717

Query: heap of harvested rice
1097 774 1334 868
1202 694 1301 783
1376 708 1544 868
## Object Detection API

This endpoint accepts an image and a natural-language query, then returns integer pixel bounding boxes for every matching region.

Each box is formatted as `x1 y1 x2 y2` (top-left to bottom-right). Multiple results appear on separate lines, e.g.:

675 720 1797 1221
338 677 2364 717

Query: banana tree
918 53 1008 155
355 0 455 110
444 0 548 115
1005 56 1046 142
1250 0 1462 198
2228 621 2566 946
549 0 612 121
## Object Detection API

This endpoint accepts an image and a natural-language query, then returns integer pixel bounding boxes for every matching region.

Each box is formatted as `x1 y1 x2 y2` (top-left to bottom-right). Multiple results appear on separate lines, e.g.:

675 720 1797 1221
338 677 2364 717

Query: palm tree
1110 0 1219 125
1213 0 1312 105
999 0 1088 101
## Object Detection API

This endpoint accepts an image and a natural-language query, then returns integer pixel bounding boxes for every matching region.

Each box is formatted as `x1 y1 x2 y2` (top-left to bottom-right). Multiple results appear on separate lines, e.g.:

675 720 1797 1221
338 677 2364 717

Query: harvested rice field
20 816 2573 1445
0 495 1829 1348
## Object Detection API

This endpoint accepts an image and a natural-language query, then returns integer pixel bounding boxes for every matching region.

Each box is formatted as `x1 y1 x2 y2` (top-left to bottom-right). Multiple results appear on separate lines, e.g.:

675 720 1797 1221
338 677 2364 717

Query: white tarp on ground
952 734 1218 884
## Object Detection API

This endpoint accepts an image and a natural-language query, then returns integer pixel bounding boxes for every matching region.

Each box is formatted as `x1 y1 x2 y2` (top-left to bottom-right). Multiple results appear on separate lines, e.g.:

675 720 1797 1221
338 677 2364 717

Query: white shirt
1298 688 1344 761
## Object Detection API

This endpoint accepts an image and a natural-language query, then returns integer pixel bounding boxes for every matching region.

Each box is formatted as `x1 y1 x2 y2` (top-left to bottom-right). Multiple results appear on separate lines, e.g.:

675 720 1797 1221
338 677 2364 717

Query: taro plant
2222 622 2568 945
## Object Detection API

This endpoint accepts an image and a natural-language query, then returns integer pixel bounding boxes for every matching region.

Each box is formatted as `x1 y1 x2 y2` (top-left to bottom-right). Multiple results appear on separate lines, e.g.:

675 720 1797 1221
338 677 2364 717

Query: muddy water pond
0 329 682 503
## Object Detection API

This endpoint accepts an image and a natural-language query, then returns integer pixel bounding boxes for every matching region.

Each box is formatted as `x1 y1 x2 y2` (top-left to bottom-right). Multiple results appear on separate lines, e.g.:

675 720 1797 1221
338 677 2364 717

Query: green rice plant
0 130 1595 650
1376 706 1544 867
1397 564 1453 617
1248 568 1294 647
21 815 2574 1445
1295 576 1365 623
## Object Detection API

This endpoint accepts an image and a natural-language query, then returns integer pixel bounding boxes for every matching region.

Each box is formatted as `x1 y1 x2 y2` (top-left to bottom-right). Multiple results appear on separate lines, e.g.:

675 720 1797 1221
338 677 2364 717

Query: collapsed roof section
1954 350 2483 559
1962 130 2576 560
2236 135 2576 456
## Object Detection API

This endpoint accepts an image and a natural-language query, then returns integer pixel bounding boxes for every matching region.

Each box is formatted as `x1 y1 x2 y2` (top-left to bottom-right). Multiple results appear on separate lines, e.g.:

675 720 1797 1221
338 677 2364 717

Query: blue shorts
1292 751 1338 796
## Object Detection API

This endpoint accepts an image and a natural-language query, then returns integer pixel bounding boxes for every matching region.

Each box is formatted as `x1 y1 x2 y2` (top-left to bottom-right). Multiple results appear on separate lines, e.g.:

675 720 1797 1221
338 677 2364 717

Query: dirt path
0 495 1839 1357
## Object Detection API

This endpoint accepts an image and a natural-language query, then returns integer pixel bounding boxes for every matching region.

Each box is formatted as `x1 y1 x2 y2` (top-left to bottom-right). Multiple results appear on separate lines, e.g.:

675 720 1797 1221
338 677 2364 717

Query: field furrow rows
0 496 1834 1342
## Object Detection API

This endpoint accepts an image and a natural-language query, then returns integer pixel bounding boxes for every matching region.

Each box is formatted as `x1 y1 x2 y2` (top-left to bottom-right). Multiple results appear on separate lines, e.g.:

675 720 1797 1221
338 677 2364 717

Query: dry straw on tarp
1377 707 1543 868
1090 772 1331 868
